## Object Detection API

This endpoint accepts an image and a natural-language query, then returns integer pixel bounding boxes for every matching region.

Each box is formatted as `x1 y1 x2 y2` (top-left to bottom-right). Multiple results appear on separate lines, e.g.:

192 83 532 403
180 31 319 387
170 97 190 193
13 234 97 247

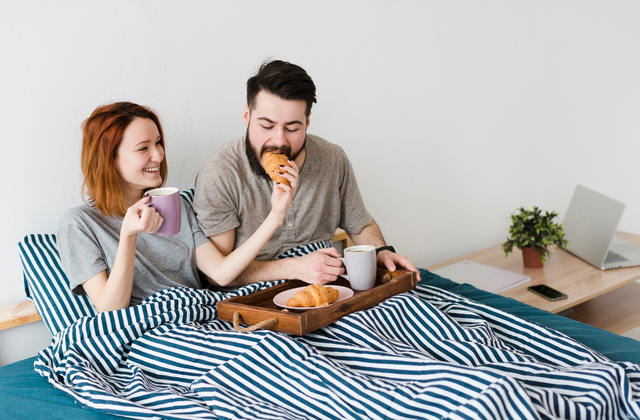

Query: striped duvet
35 282 640 419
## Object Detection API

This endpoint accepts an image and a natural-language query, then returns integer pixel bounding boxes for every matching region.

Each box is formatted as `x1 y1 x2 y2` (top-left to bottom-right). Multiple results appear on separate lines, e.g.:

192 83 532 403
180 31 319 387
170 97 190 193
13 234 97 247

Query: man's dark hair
247 60 317 117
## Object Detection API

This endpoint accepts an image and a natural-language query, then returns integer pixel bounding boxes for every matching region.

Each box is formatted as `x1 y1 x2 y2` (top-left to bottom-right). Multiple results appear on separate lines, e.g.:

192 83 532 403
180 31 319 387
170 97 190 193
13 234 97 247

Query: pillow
18 234 98 336
180 188 195 207
18 189 196 336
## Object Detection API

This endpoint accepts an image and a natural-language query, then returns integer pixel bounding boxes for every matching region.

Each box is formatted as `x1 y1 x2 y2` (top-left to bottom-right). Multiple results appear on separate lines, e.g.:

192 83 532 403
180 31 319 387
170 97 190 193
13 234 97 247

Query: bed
2 193 640 419
2 267 640 419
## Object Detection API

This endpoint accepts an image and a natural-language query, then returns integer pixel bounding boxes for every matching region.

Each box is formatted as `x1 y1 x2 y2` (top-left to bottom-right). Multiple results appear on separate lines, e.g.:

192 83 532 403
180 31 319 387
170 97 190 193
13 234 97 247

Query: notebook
433 260 531 293
562 185 640 270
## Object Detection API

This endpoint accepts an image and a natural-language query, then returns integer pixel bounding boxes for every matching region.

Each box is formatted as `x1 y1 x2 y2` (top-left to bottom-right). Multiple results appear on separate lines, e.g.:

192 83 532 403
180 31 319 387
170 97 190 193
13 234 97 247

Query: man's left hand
377 250 422 282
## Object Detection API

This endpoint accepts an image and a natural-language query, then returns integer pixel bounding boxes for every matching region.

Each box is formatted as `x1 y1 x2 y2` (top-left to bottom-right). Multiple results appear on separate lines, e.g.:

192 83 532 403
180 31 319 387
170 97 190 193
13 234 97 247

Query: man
193 60 420 287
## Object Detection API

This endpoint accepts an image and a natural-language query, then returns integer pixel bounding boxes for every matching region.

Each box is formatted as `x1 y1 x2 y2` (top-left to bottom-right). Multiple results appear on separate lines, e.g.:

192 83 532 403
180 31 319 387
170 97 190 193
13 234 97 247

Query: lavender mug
144 187 181 236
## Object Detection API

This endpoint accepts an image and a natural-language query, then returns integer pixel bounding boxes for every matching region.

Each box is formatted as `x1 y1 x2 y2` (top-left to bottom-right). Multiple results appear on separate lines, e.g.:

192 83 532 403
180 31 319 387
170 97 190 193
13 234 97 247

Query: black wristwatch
376 245 396 255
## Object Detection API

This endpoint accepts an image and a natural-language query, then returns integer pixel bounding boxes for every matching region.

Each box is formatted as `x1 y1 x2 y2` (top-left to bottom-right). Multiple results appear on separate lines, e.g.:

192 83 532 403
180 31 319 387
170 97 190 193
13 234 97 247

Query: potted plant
502 206 569 268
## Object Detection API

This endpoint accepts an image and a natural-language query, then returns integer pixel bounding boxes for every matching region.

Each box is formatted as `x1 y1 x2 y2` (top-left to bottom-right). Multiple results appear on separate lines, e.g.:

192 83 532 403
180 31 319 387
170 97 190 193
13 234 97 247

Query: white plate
273 286 354 310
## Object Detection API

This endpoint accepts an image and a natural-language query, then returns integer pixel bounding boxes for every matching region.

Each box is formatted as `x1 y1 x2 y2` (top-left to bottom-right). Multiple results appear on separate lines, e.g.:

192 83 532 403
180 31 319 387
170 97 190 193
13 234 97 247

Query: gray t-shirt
57 198 210 306
193 134 372 260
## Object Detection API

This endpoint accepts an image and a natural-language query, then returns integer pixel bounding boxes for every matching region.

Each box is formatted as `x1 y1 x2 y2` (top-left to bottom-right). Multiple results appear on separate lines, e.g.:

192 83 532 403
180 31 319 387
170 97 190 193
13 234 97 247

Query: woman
57 102 298 312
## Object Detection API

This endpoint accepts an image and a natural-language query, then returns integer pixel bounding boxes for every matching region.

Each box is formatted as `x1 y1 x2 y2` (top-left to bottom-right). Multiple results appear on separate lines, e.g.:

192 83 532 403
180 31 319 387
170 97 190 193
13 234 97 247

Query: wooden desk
428 231 640 334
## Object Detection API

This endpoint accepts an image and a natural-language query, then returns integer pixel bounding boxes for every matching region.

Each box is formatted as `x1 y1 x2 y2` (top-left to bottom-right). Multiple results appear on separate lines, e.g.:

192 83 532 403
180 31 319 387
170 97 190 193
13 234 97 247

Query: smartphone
527 284 568 301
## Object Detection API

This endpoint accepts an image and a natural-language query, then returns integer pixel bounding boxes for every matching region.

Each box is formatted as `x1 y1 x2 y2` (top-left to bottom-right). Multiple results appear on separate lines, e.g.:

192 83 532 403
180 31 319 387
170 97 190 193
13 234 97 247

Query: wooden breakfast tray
217 269 417 335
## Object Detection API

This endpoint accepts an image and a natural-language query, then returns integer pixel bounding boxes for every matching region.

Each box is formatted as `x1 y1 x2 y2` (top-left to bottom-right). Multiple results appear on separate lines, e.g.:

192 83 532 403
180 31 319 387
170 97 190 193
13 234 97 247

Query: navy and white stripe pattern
35 283 640 419
180 188 195 207
277 240 334 259
18 234 98 335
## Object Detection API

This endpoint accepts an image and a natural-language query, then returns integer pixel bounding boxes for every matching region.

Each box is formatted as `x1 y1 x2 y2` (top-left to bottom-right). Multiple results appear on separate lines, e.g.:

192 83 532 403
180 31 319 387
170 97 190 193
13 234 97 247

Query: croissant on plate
286 284 340 307
263 151 290 188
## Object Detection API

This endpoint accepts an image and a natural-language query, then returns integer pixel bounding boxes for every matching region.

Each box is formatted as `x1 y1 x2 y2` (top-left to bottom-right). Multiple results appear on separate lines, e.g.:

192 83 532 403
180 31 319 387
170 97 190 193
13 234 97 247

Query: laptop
562 185 640 270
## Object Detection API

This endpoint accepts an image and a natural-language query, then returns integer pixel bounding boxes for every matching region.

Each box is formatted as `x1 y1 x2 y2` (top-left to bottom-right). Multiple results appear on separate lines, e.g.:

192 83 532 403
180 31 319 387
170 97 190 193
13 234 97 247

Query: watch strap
376 245 396 255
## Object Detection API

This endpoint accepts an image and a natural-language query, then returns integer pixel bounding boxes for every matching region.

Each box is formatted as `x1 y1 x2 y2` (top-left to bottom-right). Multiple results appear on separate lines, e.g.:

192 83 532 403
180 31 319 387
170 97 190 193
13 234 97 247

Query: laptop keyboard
605 250 629 264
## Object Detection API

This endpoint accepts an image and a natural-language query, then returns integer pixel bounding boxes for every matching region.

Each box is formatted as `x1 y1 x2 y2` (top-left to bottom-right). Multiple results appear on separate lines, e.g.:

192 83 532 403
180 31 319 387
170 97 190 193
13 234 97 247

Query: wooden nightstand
428 231 640 334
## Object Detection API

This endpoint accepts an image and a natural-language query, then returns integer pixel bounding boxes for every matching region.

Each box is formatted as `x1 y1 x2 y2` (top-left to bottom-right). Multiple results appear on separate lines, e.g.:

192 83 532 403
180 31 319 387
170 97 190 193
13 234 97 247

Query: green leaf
504 205 566 260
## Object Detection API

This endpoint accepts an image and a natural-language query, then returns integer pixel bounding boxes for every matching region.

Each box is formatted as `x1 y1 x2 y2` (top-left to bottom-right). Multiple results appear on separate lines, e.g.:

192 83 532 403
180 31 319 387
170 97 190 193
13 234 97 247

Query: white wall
2 1 640 363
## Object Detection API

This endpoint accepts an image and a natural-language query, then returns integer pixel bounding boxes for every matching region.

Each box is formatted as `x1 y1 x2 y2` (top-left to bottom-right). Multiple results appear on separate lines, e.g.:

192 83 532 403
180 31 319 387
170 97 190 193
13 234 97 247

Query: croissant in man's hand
263 152 290 188
286 284 340 307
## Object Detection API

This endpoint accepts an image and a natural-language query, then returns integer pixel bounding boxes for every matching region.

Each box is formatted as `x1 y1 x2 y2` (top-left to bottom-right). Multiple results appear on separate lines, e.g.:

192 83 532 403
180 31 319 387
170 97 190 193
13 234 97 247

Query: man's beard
244 126 305 182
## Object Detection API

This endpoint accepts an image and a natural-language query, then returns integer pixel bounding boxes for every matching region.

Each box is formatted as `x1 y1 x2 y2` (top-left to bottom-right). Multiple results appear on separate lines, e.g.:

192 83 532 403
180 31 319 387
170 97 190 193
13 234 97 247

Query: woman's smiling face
115 117 164 202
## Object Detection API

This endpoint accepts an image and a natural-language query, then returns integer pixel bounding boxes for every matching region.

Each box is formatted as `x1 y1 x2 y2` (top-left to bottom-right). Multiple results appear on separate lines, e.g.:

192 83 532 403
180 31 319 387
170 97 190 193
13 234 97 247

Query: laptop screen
562 185 625 267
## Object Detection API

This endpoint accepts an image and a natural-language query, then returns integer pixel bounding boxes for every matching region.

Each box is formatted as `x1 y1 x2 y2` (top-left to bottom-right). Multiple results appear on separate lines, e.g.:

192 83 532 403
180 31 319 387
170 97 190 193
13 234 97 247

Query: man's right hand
289 247 345 284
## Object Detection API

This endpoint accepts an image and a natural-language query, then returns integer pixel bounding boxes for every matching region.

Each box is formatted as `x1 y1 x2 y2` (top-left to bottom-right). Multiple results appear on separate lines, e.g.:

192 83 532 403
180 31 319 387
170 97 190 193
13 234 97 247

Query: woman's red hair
81 102 168 217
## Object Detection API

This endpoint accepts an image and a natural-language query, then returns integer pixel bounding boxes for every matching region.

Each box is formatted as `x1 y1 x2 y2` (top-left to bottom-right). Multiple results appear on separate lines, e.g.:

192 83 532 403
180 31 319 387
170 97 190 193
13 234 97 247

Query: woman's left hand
270 159 299 221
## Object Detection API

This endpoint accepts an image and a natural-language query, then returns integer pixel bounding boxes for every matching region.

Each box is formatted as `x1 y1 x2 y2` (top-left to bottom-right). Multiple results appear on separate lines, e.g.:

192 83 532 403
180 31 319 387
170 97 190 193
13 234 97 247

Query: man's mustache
260 145 291 160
